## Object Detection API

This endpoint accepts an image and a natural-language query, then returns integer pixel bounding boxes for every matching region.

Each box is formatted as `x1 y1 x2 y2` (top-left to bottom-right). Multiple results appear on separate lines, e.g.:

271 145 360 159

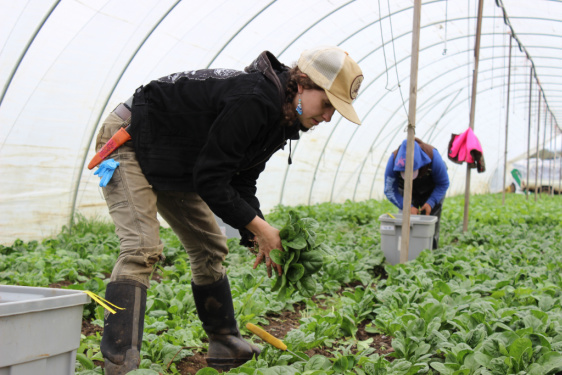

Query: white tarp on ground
1 0 561 243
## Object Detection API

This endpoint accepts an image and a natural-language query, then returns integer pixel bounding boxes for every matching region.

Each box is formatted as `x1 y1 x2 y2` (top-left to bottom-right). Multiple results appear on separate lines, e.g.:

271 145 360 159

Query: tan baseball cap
297 46 364 125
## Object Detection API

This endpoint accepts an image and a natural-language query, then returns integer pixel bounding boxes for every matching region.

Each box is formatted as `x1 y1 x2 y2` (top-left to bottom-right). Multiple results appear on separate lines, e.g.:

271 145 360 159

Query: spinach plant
269 211 329 299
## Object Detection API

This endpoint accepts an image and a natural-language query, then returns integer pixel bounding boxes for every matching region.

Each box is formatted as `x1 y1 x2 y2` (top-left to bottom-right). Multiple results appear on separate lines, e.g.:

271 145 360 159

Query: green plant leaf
332 356 349 372
296 275 316 298
299 251 323 274
537 351 562 374
242 273 255 289
287 264 305 282
76 353 94 370
270 248 285 264
285 236 308 250
430 362 455 374
508 337 532 370
283 252 296 274
195 368 220 375
304 355 332 370
271 273 283 292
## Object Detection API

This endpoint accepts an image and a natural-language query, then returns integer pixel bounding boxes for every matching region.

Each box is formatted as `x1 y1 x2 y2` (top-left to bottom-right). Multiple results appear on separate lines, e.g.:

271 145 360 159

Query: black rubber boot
192 276 261 371
100 280 147 375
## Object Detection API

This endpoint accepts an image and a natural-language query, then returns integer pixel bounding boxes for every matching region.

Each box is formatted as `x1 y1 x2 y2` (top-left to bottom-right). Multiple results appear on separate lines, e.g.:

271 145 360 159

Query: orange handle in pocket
88 126 131 170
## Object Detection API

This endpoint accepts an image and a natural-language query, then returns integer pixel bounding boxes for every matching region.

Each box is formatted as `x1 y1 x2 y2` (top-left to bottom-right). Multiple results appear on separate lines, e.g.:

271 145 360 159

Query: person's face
400 169 419 180
296 85 336 129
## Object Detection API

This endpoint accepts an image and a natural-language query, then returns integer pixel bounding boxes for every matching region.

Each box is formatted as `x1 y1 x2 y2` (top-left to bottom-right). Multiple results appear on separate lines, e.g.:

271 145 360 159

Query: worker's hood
244 50 288 101
393 139 432 172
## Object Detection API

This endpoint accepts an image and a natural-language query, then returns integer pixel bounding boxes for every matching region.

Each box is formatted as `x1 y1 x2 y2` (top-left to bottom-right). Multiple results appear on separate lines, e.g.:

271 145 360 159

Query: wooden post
502 35 512 205
526 67 533 200
534 93 541 202
541 106 547 196
550 117 554 196
553 129 562 194
399 0 422 264
462 0 484 233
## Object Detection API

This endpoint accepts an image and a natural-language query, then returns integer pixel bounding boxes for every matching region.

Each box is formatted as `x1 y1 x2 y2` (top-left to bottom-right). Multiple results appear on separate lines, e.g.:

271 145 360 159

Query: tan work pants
95 111 228 287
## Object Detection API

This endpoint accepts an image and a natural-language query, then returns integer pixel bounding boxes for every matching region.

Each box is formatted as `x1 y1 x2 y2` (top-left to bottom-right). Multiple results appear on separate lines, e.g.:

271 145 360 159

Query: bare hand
420 203 432 215
246 217 283 278
410 206 419 215
253 250 282 278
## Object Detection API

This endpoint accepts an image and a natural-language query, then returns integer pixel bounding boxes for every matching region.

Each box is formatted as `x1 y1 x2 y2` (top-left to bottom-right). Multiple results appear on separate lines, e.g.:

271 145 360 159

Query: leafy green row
3 193 562 374
369 195 562 374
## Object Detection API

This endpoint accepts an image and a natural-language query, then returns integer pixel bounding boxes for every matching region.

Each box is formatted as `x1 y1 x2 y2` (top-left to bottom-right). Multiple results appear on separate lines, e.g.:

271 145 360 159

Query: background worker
384 138 449 249
93 46 363 374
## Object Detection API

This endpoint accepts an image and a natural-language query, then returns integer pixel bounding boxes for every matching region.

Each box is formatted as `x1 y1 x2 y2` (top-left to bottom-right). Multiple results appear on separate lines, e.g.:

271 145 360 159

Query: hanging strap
82 290 125 314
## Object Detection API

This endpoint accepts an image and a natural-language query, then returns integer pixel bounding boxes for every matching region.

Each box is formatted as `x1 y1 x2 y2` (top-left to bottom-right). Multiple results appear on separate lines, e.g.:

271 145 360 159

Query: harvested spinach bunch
269 211 332 298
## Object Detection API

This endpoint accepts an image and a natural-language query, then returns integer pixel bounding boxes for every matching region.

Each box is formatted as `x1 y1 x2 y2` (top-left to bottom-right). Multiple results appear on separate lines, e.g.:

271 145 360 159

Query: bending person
92 46 363 374
384 138 449 249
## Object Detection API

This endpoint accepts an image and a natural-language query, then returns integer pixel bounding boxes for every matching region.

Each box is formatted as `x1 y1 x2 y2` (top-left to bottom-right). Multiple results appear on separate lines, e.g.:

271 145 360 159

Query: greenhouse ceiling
1 0 561 244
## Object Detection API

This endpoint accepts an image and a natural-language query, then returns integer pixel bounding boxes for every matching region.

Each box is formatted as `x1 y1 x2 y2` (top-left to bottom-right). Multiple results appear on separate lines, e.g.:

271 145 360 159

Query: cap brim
325 90 361 125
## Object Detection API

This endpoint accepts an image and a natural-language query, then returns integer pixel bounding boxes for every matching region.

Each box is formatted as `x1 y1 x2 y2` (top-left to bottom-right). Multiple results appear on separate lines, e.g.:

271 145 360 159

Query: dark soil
48 280 74 288
82 319 103 336
70 269 394 374
79 299 394 375
176 352 208 374
159 301 394 375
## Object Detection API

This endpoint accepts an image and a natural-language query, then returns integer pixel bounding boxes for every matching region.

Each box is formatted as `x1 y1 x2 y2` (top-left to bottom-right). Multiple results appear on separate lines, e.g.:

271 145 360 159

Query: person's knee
190 256 225 286
112 244 164 287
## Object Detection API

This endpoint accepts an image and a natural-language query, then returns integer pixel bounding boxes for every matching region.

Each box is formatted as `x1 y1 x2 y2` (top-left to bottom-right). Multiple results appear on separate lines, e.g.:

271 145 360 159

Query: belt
113 103 131 122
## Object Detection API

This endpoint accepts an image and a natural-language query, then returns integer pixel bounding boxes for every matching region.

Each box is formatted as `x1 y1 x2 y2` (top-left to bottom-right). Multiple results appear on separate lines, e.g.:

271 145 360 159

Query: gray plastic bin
0 285 90 375
379 213 437 265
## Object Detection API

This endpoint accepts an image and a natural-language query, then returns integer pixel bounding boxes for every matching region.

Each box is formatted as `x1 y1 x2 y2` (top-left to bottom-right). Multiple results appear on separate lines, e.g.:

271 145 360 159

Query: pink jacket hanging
448 128 485 173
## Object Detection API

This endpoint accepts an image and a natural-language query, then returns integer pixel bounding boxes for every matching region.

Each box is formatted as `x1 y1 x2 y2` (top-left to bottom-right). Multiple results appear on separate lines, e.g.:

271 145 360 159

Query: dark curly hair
281 65 323 126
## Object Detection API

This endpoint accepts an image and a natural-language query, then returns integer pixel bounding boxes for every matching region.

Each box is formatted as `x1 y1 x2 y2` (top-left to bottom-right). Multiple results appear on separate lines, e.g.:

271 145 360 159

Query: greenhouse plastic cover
1 0 561 243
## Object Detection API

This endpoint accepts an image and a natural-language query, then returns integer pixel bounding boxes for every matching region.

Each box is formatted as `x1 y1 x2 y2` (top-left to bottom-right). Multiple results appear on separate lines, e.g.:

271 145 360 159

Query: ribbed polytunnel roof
1 0 561 243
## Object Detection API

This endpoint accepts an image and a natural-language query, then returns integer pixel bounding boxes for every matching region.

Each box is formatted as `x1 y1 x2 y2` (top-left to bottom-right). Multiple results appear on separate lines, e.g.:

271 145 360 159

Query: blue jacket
384 139 449 210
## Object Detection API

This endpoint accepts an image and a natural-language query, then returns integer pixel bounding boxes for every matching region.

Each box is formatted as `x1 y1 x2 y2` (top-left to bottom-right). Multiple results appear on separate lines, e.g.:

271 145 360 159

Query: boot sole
104 349 141 375
207 357 253 371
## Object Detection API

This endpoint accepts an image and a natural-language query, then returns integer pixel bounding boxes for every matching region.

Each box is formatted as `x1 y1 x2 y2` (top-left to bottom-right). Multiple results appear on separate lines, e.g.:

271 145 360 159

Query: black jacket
129 51 300 230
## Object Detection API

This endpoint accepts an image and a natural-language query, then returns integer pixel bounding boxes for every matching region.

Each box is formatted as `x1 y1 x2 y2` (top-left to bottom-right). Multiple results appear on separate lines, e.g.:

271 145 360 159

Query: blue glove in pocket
94 158 120 187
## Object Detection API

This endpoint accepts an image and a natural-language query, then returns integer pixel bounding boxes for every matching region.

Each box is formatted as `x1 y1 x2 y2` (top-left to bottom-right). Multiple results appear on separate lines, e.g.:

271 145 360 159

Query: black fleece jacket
129 52 300 231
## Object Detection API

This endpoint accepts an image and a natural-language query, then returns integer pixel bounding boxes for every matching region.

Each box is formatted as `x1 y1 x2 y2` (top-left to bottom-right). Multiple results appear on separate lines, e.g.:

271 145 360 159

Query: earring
296 95 303 115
